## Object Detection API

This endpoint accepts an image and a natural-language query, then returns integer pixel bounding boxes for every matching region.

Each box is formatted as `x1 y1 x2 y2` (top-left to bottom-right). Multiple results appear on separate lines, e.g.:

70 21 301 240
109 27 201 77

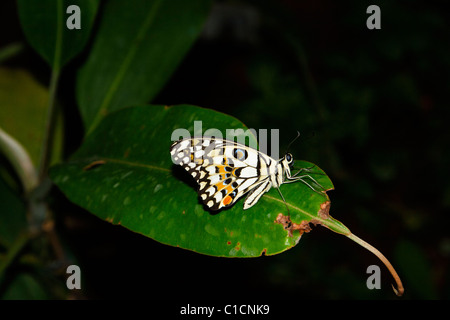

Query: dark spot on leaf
318 201 331 219
274 213 313 237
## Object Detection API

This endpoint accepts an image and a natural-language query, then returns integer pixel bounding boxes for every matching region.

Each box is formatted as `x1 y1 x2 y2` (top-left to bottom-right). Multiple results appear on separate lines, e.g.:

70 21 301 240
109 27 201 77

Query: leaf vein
98 157 171 173
87 0 163 134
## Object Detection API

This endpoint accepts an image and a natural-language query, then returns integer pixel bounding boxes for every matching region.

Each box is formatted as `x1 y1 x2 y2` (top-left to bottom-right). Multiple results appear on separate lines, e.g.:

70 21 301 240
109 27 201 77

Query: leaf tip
392 283 404 297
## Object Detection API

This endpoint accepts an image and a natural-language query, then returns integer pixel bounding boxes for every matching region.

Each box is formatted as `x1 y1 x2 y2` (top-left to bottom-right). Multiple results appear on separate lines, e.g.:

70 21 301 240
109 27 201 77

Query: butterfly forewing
170 137 276 210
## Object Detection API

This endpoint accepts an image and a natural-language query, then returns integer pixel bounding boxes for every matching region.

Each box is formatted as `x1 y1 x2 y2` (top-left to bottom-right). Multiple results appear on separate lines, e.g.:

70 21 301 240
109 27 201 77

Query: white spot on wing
239 167 258 178
239 177 258 191
206 186 215 196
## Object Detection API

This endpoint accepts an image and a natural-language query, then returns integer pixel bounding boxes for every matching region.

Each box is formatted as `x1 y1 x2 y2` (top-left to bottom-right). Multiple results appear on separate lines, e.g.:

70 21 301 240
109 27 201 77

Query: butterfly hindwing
170 137 275 210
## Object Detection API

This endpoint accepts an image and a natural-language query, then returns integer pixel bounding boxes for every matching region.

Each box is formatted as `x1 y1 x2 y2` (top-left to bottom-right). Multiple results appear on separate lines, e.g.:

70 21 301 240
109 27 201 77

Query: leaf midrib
263 194 314 220
76 154 348 235
81 157 323 218
87 0 163 135
52 0 63 71
263 194 349 235
92 156 171 172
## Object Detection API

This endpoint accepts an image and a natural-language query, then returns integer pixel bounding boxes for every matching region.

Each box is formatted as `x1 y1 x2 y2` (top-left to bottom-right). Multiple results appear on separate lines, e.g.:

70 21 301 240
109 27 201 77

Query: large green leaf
17 0 100 69
50 104 348 257
76 0 212 134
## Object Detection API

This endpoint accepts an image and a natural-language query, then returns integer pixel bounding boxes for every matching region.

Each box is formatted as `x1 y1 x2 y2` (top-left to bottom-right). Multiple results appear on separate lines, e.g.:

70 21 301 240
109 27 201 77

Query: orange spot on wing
223 195 232 206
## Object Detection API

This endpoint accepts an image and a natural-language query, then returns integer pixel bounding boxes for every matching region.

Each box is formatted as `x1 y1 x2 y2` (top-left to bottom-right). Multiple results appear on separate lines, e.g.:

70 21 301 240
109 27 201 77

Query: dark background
1 0 449 299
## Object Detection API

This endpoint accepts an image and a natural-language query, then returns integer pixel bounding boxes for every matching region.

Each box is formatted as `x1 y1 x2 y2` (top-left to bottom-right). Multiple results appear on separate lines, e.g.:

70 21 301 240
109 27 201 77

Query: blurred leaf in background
0 68 63 171
76 0 212 134
17 0 100 69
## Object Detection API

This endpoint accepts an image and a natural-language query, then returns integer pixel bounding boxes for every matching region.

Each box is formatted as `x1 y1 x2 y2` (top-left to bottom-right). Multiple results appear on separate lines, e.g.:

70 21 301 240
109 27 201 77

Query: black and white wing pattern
170 137 279 211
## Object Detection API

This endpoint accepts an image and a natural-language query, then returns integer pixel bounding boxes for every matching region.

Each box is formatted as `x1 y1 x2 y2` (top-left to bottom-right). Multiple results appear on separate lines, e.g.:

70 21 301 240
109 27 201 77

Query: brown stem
347 233 404 296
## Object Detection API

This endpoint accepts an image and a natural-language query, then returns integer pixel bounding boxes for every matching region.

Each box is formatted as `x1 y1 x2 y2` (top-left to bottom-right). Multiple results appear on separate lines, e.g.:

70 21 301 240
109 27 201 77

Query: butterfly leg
290 164 324 178
276 186 291 219
285 173 325 193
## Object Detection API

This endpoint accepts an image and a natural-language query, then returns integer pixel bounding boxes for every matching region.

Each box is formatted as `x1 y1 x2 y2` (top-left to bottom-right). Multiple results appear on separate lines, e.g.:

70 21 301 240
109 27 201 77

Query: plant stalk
347 232 404 296
38 0 63 182
0 127 38 194
38 67 60 182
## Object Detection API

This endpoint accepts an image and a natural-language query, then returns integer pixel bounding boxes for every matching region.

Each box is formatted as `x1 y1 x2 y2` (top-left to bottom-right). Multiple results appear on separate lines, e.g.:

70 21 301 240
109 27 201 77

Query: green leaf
17 0 100 69
0 67 63 168
76 0 211 134
50 104 347 257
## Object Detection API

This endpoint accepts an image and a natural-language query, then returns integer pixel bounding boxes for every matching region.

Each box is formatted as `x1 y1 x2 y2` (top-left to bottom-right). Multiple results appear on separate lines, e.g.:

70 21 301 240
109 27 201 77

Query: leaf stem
38 67 60 182
38 0 63 182
87 0 163 135
0 127 38 194
346 232 404 296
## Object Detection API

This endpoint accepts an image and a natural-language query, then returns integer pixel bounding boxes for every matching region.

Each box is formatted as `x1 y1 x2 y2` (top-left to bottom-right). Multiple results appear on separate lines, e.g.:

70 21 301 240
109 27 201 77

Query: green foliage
17 0 100 69
76 0 211 134
0 0 448 300
0 68 63 168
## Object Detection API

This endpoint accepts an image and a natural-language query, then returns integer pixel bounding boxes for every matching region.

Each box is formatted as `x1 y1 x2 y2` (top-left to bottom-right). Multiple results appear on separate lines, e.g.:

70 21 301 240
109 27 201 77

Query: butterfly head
283 153 294 167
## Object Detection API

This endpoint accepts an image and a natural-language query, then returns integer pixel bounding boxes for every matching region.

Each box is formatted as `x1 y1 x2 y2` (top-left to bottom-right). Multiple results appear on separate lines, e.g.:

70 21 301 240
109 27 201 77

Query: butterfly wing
170 137 274 210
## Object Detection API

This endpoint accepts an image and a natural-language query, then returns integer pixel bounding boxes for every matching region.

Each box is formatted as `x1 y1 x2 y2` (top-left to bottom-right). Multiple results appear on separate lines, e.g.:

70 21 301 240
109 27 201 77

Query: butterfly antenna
285 131 301 155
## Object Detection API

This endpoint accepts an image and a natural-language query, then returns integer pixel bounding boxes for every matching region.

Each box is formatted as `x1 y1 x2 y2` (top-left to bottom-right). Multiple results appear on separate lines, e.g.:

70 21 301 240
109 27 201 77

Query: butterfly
170 137 323 211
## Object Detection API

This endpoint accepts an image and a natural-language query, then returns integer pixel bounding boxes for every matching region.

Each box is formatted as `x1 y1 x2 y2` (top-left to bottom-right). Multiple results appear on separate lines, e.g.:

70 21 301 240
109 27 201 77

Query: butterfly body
170 137 300 211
